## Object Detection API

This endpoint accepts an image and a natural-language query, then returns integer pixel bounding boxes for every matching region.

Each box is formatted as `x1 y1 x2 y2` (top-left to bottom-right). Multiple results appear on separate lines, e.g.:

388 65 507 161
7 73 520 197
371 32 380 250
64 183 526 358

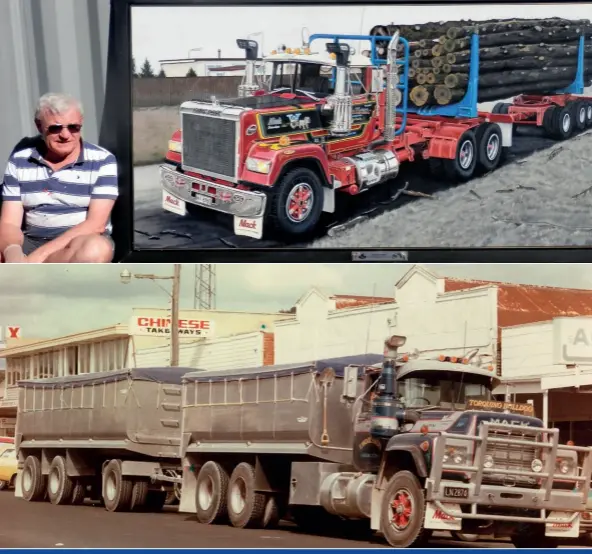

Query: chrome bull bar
426 422 592 524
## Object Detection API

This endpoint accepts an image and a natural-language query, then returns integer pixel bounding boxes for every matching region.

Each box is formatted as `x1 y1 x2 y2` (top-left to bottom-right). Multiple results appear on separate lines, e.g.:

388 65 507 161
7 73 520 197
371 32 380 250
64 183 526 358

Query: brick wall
263 332 275 366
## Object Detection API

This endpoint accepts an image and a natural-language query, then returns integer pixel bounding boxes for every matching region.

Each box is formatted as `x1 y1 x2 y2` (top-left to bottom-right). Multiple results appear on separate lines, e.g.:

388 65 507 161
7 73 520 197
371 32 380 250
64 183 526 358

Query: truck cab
160 33 403 240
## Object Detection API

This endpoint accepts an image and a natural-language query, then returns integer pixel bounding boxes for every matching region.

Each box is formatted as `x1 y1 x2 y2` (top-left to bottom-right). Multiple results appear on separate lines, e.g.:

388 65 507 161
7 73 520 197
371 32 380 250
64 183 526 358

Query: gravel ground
311 129 592 248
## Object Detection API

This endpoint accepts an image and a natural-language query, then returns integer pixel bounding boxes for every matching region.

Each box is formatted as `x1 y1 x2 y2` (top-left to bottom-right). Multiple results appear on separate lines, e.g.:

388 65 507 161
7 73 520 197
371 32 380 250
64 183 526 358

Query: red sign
134 317 212 337
6 326 20 339
238 218 257 229
433 510 455 521
165 195 180 206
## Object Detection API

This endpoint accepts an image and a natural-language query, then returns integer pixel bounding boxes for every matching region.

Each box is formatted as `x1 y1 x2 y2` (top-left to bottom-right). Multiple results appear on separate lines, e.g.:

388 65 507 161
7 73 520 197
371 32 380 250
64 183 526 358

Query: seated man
0 92 118 263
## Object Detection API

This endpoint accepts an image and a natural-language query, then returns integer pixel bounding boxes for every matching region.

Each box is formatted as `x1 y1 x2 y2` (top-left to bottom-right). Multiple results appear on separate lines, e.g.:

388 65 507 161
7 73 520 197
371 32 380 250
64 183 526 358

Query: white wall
501 322 556 380
392 278 498 360
275 292 395 364
274 269 499 365
132 331 264 371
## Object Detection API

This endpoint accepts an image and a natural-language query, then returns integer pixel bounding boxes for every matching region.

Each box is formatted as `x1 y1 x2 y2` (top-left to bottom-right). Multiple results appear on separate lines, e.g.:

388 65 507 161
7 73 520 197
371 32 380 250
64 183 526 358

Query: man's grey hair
34 92 84 120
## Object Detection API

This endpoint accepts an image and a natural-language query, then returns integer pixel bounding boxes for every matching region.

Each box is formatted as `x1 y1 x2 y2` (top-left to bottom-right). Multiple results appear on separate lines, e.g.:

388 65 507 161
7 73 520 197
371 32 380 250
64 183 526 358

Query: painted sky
2 263 592 339
131 3 592 69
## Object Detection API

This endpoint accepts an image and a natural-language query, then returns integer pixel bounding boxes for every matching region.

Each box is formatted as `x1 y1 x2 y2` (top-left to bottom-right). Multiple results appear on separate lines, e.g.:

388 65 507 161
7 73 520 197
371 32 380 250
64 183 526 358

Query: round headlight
443 454 449 463
559 459 573 475
453 453 465 465
484 454 494 469
531 458 543 473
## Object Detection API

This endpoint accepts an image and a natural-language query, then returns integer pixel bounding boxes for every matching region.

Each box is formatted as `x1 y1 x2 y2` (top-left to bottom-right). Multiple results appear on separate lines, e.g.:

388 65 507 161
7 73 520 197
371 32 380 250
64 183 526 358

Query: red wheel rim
390 488 414 531
286 183 314 223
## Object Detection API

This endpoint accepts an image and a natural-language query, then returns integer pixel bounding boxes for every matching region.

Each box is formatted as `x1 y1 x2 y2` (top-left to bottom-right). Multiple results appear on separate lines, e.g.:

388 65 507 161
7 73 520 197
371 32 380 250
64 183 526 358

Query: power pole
170 264 181 367
194 264 216 310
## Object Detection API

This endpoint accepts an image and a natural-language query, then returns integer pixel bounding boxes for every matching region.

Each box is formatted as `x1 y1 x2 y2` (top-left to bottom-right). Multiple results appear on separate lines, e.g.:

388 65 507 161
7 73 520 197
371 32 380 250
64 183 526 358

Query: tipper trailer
14 366 198 511
178 336 592 548
161 28 592 240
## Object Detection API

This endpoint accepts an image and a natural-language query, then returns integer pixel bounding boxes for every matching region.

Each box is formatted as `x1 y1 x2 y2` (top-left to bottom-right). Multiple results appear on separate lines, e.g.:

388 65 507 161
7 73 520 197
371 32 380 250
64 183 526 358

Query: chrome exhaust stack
383 31 400 143
236 38 260 97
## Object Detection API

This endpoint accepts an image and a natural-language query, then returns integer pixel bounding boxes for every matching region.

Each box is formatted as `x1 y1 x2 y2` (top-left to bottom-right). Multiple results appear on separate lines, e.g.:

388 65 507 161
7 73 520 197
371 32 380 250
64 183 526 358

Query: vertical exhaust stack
370 335 407 439
325 42 353 136
236 38 260 97
383 31 400 143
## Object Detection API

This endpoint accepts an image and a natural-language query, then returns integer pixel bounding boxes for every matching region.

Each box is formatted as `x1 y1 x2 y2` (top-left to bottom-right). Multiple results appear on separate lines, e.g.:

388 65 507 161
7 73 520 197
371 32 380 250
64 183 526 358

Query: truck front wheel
269 168 324 237
380 471 431 548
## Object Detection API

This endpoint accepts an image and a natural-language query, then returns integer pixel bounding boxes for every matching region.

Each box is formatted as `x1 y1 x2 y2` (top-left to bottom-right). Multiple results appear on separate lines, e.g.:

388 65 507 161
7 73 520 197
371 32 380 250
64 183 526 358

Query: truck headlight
484 454 494 469
246 157 271 174
168 140 182 153
557 458 575 475
531 458 544 473
444 447 468 465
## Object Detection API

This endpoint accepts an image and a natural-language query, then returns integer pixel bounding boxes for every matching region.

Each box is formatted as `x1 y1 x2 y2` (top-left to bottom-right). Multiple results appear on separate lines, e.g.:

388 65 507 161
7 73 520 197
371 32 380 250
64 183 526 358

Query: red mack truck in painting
161 30 592 240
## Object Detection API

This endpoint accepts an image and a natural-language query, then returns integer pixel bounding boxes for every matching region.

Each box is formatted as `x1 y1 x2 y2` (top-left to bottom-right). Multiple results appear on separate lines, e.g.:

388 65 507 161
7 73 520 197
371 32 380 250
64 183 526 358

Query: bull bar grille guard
426 422 592 525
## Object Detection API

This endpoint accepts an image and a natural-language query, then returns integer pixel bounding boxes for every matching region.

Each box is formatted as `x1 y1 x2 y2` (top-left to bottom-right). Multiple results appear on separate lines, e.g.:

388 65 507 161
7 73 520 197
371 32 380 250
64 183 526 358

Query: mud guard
14 470 23 498
178 459 197 514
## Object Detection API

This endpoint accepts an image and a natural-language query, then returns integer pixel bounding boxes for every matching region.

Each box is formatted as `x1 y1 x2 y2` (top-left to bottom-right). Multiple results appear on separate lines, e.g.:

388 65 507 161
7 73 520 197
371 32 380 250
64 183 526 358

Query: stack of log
369 18 592 107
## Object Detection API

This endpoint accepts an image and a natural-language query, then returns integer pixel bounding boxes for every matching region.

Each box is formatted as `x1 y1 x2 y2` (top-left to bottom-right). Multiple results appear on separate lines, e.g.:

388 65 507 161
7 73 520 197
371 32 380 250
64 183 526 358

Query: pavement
132 126 561 250
0 490 523 548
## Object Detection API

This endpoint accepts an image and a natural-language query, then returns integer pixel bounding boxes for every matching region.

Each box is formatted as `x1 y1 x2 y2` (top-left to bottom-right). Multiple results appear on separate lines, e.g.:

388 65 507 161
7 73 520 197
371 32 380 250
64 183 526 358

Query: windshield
397 370 493 410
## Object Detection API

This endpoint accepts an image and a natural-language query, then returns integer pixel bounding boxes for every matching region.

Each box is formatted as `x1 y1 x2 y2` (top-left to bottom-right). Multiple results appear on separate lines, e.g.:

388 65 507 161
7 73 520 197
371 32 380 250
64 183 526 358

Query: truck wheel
543 106 557 136
227 462 266 529
511 524 558 548
572 100 587 131
102 459 133 512
551 105 574 140
585 102 592 128
262 495 281 529
492 102 511 115
22 455 46 502
130 480 149 511
475 123 503 173
380 471 431 548
47 456 74 505
195 461 229 524
269 167 324 237
70 480 87 505
443 131 477 182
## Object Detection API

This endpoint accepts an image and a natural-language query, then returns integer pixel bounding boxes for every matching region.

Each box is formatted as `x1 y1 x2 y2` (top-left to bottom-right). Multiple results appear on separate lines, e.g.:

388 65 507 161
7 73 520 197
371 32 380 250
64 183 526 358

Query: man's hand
3 244 27 263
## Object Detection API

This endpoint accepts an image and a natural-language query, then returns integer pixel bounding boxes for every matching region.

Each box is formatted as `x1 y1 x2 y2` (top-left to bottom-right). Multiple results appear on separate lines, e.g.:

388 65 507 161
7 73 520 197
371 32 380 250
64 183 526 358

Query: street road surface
0 491 586 549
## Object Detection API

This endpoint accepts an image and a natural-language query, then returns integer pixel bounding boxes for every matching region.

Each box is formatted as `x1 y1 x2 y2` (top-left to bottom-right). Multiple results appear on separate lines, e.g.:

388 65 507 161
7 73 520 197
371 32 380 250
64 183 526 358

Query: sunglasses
46 124 82 135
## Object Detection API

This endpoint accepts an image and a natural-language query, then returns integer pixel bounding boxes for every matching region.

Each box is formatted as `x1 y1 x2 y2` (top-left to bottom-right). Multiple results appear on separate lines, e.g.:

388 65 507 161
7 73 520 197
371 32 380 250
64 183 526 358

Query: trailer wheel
262 495 281 529
492 102 510 115
380 471 431 548
551 105 574 140
22 455 46 502
195 461 230 524
269 167 324 237
102 459 133 512
130 480 149 511
475 123 503 173
47 456 74 505
442 131 477 182
70 480 87 505
585 102 592 128
572 100 587 131
227 462 266 529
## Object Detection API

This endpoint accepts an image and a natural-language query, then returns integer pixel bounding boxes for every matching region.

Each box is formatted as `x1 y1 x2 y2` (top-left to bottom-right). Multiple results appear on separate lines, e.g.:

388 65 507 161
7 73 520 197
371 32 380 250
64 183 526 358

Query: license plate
192 192 214 206
444 486 469 499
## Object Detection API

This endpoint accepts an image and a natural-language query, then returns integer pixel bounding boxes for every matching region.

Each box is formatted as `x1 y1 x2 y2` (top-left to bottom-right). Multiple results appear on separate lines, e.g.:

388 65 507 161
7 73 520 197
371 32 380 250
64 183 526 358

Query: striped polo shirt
2 138 119 239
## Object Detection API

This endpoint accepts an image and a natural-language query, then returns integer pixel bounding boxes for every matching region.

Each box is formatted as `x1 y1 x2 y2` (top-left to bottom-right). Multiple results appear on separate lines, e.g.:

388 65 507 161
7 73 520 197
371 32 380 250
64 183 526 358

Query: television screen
120 2 592 260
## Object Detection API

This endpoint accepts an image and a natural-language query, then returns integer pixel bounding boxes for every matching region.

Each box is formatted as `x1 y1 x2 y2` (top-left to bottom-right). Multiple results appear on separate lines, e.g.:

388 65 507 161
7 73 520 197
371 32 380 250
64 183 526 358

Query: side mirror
342 365 358 399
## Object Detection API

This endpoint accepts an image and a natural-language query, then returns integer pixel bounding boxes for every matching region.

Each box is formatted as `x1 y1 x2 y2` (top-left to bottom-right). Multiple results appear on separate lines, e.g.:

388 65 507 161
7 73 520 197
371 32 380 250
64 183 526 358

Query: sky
132 3 592 69
3 263 592 339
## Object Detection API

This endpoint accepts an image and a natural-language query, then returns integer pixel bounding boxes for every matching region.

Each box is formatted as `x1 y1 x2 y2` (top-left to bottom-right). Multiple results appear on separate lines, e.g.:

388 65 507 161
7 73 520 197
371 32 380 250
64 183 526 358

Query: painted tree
186 68 197 77
158 69 166 78
140 58 155 78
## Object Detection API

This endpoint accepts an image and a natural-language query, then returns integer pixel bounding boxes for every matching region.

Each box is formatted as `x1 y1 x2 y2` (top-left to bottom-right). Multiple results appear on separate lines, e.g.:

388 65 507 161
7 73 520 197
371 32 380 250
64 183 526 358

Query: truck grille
483 429 539 488
182 113 237 179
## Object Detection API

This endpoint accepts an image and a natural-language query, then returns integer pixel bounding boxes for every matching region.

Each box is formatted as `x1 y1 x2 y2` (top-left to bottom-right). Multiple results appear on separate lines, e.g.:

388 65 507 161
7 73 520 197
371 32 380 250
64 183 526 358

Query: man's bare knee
69 235 113 263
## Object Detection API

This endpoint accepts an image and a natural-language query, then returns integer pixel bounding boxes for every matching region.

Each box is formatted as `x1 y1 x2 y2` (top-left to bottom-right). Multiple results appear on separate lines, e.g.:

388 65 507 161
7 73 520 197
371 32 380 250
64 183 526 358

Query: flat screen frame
103 0 592 262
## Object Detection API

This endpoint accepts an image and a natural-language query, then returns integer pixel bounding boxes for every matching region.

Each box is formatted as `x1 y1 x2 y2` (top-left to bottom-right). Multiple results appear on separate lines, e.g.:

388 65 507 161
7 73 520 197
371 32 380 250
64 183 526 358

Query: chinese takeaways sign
130 315 214 338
